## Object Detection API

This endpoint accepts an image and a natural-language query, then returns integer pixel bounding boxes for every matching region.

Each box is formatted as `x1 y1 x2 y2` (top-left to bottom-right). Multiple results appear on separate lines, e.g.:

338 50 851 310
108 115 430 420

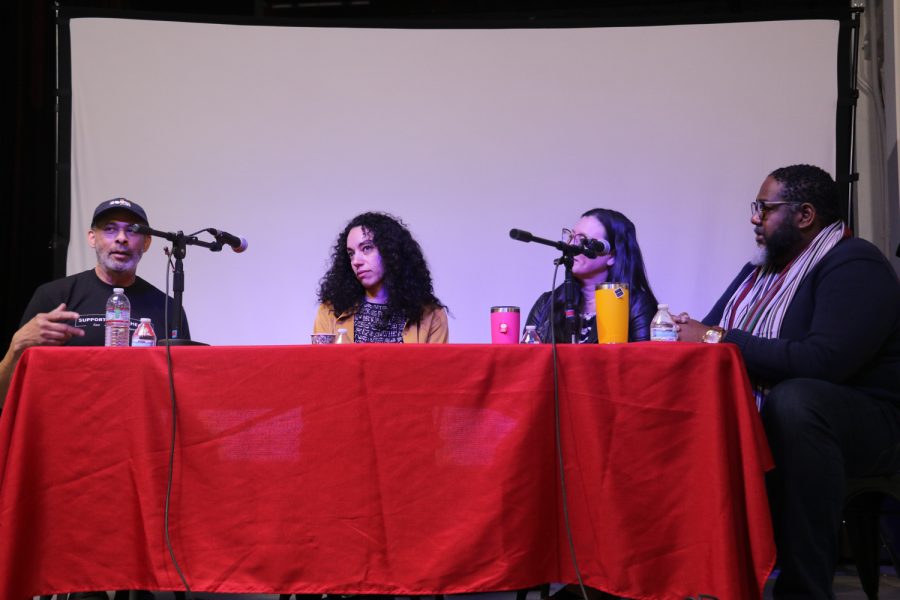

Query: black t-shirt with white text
19 269 190 346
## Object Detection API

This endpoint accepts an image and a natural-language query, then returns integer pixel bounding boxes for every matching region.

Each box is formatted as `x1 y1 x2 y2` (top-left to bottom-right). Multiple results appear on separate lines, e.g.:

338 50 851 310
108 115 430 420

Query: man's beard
751 219 802 269
96 247 142 274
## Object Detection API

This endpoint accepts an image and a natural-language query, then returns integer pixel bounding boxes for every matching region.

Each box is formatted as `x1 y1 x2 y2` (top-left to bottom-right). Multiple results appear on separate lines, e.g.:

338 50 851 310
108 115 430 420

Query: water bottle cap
525 325 536 330
337 328 348 333
113 287 124 294
140 317 151 322
657 303 668 309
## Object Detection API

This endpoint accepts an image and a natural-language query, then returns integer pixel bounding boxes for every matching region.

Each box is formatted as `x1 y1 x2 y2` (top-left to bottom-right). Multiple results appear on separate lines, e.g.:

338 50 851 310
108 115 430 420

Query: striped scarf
720 220 849 409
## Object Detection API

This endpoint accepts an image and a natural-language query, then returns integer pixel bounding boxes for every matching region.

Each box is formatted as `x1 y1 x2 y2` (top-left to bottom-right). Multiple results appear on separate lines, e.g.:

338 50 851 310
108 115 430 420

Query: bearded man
677 164 900 598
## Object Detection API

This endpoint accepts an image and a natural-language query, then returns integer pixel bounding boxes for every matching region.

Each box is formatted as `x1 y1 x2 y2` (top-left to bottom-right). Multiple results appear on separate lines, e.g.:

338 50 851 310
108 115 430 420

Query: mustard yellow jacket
313 303 449 343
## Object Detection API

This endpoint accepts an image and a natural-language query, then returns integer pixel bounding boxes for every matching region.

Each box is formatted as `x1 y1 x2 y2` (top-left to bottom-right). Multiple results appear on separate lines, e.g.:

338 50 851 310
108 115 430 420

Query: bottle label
650 328 678 342
132 338 156 348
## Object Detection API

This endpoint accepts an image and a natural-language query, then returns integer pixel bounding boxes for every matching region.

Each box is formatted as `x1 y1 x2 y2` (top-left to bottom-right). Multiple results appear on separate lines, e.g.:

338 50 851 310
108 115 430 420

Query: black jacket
704 237 900 403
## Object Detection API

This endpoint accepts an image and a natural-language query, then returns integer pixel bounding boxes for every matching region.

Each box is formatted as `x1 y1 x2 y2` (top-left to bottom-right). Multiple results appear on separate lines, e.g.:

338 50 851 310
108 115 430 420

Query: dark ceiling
54 0 850 26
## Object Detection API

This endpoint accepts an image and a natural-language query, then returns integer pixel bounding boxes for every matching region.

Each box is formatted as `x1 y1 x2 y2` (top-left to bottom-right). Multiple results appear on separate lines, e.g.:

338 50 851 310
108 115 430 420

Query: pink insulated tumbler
490 306 520 344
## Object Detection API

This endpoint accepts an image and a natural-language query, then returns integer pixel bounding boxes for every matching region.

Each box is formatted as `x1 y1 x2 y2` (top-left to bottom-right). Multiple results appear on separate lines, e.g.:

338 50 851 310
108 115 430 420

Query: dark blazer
704 237 900 404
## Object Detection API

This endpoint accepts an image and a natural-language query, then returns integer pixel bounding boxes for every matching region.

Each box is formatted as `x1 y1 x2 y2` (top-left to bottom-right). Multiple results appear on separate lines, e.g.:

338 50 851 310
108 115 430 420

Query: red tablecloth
0 343 774 600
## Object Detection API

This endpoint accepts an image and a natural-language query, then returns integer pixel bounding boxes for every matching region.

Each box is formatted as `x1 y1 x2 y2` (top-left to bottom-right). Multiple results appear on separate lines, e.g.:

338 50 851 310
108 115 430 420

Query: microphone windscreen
590 239 612 255
509 229 533 242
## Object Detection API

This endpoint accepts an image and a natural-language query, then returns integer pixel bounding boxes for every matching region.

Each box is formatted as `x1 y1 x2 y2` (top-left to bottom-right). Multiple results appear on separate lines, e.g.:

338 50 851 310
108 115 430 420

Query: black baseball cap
91 198 149 227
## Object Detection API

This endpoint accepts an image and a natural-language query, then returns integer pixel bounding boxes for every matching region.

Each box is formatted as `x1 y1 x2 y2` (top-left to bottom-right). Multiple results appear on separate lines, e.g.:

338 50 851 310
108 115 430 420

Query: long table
0 343 774 600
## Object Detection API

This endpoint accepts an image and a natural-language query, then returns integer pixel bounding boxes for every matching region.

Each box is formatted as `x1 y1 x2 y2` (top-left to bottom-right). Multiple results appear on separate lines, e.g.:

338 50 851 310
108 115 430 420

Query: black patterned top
354 301 406 343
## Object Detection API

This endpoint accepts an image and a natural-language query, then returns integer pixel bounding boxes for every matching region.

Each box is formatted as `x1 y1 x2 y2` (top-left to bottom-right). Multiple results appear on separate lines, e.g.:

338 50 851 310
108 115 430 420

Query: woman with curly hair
524 208 657 343
313 212 448 343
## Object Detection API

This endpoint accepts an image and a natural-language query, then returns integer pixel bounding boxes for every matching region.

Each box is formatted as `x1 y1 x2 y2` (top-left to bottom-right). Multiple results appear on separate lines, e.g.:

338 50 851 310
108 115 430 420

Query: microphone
582 238 611 256
127 223 238 254
509 228 605 259
509 229 534 243
208 228 248 253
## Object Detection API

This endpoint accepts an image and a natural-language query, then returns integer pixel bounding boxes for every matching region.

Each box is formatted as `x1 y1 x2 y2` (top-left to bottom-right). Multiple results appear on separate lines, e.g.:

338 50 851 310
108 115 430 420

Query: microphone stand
508 230 597 344
134 225 217 346
555 254 579 344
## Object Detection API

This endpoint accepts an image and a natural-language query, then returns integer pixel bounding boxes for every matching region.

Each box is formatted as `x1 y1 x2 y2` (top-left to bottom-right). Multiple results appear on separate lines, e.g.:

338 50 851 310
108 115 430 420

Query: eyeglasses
562 228 598 247
750 200 797 218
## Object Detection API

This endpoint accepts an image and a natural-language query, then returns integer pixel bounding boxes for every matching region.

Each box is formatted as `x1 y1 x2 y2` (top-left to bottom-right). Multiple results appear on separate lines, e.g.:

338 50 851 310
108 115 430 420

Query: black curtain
1 0 56 346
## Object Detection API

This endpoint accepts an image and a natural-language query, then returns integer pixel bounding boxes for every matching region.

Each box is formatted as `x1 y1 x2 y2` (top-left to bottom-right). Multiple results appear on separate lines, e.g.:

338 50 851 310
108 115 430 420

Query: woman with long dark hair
314 212 448 343
524 208 657 343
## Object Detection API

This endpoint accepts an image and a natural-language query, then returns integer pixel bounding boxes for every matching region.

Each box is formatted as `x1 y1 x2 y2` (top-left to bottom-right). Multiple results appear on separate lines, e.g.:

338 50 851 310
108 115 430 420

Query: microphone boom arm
129 224 218 251
508 229 599 258
127 223 219 342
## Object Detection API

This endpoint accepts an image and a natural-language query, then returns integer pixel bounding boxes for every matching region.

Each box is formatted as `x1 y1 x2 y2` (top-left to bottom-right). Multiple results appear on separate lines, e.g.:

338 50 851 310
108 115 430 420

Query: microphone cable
547 264 591 600
162 247 193 598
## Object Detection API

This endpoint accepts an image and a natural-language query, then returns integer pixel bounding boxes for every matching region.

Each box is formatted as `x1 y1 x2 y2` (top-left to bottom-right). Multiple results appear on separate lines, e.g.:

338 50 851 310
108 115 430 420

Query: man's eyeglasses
562 228 595 246
750 200 797 218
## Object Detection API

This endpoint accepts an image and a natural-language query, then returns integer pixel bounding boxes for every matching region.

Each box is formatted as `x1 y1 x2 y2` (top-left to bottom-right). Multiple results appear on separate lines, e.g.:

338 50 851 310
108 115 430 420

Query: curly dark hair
317 212 444 323
769 164 841 226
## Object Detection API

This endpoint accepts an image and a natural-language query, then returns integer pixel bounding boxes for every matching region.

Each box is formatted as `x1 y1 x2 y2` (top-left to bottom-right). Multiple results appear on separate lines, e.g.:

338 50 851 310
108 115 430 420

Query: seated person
314 212 448 343
675 164 900 598
0 198 190 600
524 208 657 343
1 197 189 404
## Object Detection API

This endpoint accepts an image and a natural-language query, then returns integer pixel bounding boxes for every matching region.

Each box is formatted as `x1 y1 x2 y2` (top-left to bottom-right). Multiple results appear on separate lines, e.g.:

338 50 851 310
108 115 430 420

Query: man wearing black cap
0 198 190 405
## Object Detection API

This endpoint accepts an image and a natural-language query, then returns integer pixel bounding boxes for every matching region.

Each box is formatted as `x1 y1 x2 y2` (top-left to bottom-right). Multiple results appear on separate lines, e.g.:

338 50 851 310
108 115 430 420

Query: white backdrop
66 17 838 344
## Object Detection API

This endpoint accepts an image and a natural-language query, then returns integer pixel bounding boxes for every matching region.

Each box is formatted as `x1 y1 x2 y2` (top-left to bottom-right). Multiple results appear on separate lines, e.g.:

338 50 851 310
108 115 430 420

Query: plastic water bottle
650 303 678 342
521 325 542 344
335 328 351 344
104 287 131 347
132 318 157 347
